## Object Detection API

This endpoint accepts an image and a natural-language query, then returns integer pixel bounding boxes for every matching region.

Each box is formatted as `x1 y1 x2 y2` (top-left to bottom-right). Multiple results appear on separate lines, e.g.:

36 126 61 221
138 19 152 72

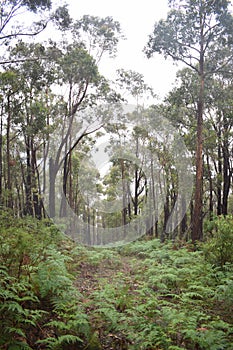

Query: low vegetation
0 211 233 349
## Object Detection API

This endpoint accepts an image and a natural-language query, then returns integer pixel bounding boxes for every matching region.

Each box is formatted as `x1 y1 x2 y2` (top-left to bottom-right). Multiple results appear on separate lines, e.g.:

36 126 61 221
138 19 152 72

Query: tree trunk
24 139 33 216
31 143 42 219
162 193 170 242
49 157 56 218
222 139 231 215
206 153 214 220
150 153 158 237
217 132 222 215
121 159 127 233
180 196 188 238
134 137 139 216
6 95 13 209
192 49 204 242
60 153 69 217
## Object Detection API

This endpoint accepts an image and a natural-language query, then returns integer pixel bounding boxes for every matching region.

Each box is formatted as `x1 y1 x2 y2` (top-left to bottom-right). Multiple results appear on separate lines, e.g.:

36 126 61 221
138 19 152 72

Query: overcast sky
67 0 180 101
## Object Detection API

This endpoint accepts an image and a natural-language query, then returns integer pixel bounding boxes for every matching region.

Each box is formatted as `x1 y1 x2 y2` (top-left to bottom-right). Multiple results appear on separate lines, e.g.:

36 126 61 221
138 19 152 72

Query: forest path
75 253 138 296
70 241 233 350
73 251 143 349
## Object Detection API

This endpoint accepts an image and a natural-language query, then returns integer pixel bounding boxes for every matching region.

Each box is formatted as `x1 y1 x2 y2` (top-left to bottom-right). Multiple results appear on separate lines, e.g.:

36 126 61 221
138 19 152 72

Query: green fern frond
36 334 83 348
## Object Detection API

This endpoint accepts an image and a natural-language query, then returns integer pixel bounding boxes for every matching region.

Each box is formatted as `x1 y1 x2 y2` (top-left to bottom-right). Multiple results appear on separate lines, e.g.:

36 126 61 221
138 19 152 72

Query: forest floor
70 240 233 349
1 214 233 349
74 253 138 349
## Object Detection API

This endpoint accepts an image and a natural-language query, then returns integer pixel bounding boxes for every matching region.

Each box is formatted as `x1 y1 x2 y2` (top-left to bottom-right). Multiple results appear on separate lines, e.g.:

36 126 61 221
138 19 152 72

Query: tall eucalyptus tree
145 0 233 241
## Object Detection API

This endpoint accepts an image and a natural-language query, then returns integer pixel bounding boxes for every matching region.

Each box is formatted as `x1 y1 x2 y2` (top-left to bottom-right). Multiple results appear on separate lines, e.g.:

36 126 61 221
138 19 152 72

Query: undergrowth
0 211 90 349
0 211 232 349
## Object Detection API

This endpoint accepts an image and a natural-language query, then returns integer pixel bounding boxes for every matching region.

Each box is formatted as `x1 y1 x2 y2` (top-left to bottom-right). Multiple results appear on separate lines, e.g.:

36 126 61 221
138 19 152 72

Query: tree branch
0 56 48 65
0 22 47 41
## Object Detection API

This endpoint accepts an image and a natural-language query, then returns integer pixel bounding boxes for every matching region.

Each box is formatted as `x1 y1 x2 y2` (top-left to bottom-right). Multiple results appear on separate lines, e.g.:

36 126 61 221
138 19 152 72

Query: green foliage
37 334 83 349
22 0 52 12
73 15 122 57
35 246 74 298
79 238 233 349
0 213 233 349
52 5 72 30
58 45 99 86
203 215 233 267
0 211 90 348
145 0 233 68
0 265 43 348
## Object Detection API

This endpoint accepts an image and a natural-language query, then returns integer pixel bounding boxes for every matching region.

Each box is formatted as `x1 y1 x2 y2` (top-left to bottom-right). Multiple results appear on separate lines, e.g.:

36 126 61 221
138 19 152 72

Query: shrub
203 215 233 267
0 211 90 348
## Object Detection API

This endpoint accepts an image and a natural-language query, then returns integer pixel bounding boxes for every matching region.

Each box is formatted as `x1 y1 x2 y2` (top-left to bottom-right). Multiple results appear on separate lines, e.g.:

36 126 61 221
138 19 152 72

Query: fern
36 334 83 349
0 264 43 345
7 342 33 350
1 214 233 349
34 246 74 298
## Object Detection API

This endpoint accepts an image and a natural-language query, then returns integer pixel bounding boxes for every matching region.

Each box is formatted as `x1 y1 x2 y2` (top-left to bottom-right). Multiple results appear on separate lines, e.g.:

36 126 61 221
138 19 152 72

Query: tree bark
222 139 231 215
49 157 56 218
192 25 204 242
206 153 214 220
217 131 222 215
6 95 13 208
121 159 127 231
24 139 33 216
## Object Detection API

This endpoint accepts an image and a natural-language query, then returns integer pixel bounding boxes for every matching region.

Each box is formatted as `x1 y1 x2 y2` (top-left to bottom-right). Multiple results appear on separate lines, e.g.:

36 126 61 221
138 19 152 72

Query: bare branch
0 22 47 42
0 56 48 64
